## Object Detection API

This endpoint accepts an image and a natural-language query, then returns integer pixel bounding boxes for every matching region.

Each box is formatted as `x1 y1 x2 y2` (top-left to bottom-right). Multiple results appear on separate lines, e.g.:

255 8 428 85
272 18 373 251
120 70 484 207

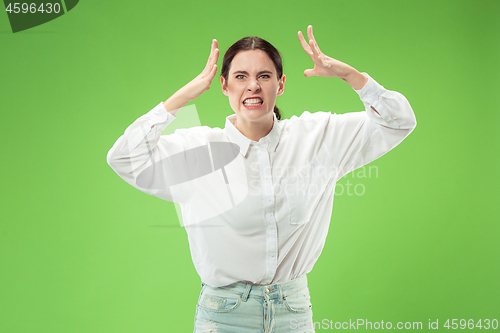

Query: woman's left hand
298 25 356 79
298 25 368 90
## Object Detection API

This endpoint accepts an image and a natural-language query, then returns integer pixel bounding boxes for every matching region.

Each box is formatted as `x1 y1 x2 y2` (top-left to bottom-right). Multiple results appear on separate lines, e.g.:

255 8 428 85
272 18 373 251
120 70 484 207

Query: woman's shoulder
159 125 226 151
286 110 331 123
277 111 332 140
171 125 225 142
281 111 332 132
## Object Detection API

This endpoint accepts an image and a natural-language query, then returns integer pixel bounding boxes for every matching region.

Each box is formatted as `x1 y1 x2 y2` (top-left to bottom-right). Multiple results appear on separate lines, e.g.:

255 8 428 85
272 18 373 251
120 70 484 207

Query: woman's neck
234 114 274 142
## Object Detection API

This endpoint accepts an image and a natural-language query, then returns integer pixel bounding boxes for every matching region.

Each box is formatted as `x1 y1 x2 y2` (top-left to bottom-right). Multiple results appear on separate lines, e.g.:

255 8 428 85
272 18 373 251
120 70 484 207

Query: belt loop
278 283 284 304
241 282 252 302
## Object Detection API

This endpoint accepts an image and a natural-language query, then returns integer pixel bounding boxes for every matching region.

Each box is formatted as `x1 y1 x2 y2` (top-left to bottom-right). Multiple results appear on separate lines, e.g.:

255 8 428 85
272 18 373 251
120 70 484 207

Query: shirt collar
224 112 282 157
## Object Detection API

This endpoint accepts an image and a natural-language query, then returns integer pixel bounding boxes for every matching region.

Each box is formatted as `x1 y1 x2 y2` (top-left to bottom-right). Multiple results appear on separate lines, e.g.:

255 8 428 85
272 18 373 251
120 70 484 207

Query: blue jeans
193 274 315 333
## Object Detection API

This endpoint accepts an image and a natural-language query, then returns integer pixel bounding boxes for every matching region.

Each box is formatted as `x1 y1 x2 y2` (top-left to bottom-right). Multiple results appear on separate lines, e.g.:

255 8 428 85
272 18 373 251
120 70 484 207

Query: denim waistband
201 275 308 302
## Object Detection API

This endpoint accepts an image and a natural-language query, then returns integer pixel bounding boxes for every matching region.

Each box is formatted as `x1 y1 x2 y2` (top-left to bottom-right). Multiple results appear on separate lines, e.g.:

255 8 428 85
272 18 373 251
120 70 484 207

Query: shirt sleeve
325 72 417 181
106 102 194 203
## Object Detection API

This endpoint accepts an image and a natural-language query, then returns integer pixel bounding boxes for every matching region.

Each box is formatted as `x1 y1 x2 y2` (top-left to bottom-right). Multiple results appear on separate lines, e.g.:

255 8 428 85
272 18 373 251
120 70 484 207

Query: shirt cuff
155 102 176 120
119 102 176 155
352 73 401 128
352 72 384 104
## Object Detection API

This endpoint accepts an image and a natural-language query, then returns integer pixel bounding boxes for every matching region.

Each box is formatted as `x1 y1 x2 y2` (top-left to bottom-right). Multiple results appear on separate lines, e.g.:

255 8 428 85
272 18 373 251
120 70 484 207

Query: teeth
244 98 263 105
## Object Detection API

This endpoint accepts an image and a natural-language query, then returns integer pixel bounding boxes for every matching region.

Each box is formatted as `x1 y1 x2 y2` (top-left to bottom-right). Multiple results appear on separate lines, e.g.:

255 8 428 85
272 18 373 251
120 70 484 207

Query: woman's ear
220 76 228 96
277 74 286 96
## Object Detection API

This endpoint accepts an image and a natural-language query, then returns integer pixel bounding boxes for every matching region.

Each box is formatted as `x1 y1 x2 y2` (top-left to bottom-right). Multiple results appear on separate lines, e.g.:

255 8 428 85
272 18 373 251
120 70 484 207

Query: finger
307 25 323 55
203 42 215 72
205 64 218 90
209 48 219 67
298 31 312 55
317 54 326 67
307 25 314 46
207 64 218 82
203 41 218 75
309 38 319 62
213 48 219 64
208 40 218 64
312 37 322 56
202 53 218 79
211 40 219 67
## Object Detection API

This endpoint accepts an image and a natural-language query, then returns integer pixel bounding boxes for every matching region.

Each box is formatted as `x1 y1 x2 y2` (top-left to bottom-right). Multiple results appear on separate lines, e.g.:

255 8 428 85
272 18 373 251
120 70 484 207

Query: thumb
304 69 316 77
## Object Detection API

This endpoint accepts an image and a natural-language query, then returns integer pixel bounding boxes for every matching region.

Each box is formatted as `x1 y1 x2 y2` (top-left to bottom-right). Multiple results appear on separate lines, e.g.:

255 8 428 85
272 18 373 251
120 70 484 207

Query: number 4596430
444 319 499 329
5 3 61 14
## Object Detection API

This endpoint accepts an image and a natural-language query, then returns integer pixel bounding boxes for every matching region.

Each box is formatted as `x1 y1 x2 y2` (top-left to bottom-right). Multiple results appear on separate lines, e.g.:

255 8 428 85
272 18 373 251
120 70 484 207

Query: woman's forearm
342 68 369 90
162 90 191 116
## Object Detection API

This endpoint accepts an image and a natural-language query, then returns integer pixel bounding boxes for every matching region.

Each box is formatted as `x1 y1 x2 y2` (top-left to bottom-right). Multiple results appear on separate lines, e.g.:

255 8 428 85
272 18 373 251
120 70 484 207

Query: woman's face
221 49 285 125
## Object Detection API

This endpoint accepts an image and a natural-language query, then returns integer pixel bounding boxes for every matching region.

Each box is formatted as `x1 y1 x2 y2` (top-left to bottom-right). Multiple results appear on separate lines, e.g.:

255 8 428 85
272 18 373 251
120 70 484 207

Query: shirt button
267 198 272 203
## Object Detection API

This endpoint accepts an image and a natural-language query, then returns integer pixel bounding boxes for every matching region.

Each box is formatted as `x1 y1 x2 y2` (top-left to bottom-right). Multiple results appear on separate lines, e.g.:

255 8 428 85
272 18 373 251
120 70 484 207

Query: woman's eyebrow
233 70 273 75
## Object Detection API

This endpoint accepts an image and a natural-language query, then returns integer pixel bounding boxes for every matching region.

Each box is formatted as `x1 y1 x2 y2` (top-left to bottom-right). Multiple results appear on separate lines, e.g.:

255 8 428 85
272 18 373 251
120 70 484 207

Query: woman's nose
247 79 261 91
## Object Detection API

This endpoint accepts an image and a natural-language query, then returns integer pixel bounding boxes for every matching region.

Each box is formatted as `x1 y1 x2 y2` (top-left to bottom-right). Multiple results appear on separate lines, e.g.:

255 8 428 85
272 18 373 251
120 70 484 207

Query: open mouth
243 97 263 106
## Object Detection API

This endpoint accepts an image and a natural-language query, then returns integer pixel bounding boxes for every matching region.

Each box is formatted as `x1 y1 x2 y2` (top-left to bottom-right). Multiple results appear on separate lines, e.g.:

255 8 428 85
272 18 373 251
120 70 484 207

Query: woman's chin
238 107 272 121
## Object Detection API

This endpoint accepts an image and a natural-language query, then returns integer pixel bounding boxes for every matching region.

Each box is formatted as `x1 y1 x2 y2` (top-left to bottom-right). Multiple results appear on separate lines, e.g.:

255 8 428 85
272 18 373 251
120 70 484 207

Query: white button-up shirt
107 73 416 288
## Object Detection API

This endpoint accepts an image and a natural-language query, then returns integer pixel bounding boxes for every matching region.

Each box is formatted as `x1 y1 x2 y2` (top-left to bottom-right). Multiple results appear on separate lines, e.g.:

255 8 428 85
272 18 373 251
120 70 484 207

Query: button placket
258 149 278 282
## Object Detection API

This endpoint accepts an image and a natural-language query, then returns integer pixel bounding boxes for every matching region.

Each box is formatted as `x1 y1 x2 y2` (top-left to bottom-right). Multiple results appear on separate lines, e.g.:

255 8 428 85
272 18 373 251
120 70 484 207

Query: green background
1 0 499 331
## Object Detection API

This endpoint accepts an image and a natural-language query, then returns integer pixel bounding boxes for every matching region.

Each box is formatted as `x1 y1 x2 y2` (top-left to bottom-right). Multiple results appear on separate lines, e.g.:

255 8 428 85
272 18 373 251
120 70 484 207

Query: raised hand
298 25 355 79
163 40 219 114
298 26 368 90
180 39 220 101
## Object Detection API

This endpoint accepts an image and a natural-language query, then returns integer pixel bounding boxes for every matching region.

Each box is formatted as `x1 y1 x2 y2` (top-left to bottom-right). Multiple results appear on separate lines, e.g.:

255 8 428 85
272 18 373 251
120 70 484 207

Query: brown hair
220 36 283 120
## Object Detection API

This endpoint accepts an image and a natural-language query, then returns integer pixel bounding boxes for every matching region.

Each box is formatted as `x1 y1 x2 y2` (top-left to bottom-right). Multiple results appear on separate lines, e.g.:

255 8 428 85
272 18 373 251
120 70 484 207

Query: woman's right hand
163 40 219 115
